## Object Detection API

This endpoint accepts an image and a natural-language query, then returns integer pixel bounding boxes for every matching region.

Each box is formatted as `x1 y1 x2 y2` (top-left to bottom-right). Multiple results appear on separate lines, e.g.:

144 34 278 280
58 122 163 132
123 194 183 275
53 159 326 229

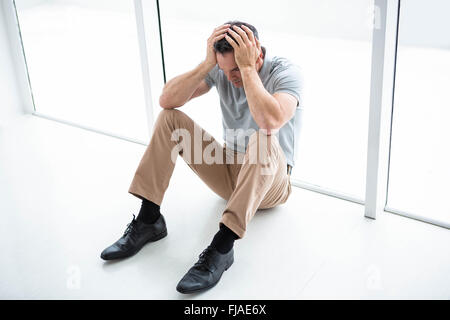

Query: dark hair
214 20 262 55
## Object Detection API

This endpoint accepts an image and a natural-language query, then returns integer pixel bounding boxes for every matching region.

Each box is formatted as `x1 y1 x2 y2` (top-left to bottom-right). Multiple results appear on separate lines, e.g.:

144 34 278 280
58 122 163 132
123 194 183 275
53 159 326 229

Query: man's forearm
240 67 282 131
159 61 213 108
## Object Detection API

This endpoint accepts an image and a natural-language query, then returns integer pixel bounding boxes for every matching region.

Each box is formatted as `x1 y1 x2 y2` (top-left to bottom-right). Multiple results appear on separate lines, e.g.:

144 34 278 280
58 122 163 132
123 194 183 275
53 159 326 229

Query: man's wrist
240 66 257 77
200 60 216 73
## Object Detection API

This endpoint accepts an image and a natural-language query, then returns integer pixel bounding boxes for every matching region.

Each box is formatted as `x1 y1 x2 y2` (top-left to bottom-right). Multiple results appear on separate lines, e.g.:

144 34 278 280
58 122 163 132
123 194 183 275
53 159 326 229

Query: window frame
4 0 448 229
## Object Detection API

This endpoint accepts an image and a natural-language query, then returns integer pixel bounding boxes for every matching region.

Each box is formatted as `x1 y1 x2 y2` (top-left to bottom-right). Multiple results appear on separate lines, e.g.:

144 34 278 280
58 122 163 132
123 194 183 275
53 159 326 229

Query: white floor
0 115 449 300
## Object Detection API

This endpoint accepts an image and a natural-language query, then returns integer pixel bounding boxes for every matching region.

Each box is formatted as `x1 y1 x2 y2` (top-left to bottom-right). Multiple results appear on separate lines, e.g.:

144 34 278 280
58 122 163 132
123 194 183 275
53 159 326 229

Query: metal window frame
4 0 164 145
134 0 155 139
290 0 397 216
4 0 448 229
292 0 447 230
2 0 35 115
364 0 395 220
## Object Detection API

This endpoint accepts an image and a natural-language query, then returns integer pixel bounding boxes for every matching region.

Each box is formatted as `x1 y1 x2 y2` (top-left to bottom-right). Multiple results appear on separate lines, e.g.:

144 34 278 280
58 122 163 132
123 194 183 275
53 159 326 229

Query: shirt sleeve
204 65 219 88
272 65 303 108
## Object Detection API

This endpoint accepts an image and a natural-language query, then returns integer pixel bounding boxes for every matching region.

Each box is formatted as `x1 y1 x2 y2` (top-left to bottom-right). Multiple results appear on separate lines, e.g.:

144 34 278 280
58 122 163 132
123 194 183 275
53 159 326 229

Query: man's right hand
159 24 230 108
204 24 230 69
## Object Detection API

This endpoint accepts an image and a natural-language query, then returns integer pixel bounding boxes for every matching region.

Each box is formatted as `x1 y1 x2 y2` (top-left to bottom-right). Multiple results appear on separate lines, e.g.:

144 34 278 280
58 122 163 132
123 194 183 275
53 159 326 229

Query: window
159 0 374 199
387 0 450 224
15 0 149 142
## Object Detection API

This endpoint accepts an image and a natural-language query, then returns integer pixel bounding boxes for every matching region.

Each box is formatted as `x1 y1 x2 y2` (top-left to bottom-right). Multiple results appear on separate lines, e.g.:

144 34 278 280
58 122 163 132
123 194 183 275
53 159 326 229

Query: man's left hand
225 25 261 70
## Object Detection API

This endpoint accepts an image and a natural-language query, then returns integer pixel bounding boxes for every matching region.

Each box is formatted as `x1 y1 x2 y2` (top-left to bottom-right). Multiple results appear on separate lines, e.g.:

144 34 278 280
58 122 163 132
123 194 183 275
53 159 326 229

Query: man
100 21 303 294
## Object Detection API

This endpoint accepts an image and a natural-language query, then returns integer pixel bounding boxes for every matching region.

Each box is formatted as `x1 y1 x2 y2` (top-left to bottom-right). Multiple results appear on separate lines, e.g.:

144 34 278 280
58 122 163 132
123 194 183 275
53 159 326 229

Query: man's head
213 21 265 88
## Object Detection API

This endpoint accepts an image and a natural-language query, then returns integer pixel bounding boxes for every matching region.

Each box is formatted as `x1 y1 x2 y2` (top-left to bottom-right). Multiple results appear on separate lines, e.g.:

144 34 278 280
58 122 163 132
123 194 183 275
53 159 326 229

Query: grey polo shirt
204 50 303 167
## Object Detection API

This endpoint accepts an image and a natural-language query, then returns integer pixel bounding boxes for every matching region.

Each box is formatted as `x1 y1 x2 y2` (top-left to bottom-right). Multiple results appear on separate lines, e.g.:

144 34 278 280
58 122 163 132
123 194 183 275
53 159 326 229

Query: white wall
0 1 26 129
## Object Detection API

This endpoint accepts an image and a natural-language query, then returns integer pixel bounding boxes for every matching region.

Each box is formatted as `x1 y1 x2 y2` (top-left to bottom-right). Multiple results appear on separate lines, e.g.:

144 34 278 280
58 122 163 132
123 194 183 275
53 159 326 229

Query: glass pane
159 0 373 198
15 0 149 141
387 0 450 224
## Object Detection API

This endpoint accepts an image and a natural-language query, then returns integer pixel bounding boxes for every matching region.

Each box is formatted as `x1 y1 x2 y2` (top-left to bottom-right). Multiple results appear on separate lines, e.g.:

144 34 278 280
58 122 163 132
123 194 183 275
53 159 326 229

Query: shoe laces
123 214 139 240
195 247 215 272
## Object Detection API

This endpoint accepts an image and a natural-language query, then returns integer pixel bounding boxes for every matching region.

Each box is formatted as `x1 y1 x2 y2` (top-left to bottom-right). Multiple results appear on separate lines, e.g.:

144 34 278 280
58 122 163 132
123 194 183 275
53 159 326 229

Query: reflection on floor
0 115 449 299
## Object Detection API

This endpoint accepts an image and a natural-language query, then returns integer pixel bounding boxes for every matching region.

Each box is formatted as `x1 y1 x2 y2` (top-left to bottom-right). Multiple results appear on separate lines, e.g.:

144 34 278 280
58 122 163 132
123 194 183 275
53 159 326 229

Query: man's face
216 51 243 88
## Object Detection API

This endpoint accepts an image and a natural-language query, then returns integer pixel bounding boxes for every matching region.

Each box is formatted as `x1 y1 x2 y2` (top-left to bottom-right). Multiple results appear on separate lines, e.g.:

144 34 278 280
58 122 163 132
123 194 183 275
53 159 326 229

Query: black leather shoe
176 246 234 294
100 214 167 260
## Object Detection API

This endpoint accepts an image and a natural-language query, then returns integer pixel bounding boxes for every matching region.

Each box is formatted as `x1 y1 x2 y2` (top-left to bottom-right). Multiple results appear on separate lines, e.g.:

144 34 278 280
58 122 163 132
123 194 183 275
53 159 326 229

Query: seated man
100 20 303 294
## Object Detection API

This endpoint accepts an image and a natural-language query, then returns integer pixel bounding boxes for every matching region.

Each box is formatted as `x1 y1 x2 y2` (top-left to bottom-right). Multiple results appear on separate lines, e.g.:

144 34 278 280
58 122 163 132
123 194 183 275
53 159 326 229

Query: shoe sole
101 229 168 261
176 256 234 294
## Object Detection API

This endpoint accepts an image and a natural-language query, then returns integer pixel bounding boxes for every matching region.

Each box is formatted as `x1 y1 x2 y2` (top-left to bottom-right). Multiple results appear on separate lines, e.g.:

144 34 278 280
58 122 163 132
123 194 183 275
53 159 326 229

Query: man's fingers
210 25 229 40
225 35 238 49
213 33 226 43
213 25 230 35
227 28 245 47
232 26 252 46
213 28 228 36
240 25 256 44
209 26 230 42
213 24 230 34
215 24 230 30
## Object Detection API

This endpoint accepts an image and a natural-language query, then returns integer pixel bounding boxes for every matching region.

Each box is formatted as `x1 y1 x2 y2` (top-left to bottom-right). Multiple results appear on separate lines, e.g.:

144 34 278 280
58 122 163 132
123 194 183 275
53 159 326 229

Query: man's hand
204 24 230 69
225 25 261 70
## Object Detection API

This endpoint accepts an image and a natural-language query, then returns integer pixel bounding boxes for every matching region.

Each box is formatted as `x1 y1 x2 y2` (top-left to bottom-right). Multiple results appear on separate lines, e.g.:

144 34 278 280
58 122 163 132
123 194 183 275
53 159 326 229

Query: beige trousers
128 109 292 239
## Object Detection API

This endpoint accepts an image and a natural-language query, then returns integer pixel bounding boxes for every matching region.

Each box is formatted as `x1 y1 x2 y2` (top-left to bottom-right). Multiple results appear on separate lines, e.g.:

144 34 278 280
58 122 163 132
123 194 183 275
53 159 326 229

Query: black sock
136 198 161 224
210 223 239 254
